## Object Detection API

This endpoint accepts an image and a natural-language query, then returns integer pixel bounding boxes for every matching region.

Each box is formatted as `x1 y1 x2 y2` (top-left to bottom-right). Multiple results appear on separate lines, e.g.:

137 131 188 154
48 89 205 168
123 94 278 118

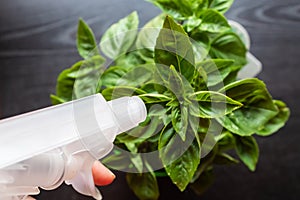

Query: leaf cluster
51 0 290 199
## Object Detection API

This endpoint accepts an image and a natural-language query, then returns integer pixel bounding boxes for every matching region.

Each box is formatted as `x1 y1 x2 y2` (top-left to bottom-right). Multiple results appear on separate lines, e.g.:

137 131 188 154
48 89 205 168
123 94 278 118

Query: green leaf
198 9 230 33
100 66 128 88
190 31 210 63
215 131 235 151
256 100 290 136
198 59 234 87
117 115 164 145
100 11 139 59
77 18 99 59
73 55 106 98
210 31 247 66
189 91 242 118
114 64 155 87
150 0 209 20
171 106 189 141
136 14 166 60
155 16 195 82
50 94 65 105
139 93 172 104
126 164 159 200
235 135 259 171
208 0 234 14
102 86 146 100
217 78 278 136
54 60 82 102
149 0 192 20
184 16 202 33
213 153 239 165
115 50 146 68
190 167 215 196
159 127 201 191
191 141 217 182
102 149 134 171
169 65 192 101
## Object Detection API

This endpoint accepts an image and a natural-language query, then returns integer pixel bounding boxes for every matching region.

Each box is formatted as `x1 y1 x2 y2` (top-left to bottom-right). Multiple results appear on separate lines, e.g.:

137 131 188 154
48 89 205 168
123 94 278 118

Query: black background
0 0 299 199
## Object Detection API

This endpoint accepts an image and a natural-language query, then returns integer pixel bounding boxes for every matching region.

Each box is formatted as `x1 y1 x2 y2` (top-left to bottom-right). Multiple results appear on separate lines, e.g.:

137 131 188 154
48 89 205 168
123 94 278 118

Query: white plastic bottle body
0 94 147 199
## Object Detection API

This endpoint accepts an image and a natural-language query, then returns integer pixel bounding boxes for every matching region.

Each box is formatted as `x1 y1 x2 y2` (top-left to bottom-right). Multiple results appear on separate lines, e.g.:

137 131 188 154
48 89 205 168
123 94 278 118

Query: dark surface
0 0 299 199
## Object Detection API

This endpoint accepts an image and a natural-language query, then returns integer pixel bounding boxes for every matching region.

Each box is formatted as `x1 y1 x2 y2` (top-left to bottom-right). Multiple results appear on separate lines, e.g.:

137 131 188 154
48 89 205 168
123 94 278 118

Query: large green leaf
155 16 195 82
217 78 278 136
208 0 234 14
77 18 99 59
159 127 201 191
189 91 242 118
126 163 159 200
198 59 234 87
235 135 259 171
210 31 247 66
256 100 290 136
100 12 139 59
198 9 230 33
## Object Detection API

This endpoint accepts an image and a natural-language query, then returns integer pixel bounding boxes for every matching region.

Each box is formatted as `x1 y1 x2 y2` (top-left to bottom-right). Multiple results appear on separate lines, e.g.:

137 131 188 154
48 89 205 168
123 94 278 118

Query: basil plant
51 0 290 199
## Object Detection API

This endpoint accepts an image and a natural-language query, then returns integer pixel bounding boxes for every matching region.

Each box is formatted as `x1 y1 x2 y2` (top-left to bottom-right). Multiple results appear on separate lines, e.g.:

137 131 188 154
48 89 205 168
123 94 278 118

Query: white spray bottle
0 94 147 200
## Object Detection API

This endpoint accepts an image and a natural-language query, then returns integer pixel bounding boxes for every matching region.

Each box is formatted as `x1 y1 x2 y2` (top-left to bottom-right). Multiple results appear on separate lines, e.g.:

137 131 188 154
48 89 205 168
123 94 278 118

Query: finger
92 161 115 186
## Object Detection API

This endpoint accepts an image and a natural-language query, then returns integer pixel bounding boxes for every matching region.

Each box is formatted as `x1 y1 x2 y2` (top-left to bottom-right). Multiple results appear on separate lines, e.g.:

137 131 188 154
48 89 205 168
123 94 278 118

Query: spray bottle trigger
65 151 102 200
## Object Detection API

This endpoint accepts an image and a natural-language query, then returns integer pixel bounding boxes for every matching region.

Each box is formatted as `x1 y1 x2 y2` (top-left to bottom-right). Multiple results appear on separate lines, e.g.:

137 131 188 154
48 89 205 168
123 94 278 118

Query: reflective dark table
0 0 299 199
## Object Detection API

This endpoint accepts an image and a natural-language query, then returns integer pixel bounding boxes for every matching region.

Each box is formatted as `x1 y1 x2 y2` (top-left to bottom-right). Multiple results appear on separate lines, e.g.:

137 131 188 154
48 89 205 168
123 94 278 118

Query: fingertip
92 161 115 186
25 197 36 200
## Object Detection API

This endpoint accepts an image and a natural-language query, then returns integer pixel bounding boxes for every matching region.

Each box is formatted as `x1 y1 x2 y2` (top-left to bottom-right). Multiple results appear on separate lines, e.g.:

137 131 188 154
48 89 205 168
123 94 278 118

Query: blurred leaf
136 14 166 60
126 163 159 200
72 55 106 98
101 66 128 88
190 167 215 196
213 153 239 165
102 86 146 100
54 60 82 102
100 12 139 59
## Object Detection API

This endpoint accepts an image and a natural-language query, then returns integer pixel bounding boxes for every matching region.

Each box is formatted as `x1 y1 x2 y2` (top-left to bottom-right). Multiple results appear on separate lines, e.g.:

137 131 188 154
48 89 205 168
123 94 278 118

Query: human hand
26 160 115 200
